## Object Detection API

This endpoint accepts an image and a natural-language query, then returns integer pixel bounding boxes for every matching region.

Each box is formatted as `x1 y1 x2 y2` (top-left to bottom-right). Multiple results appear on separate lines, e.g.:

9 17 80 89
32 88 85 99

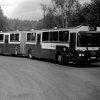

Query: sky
0 0 91 21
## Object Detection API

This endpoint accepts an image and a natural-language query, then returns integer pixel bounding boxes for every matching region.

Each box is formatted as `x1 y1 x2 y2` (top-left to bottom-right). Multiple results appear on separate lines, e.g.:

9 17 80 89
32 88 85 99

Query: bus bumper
77 56 100 63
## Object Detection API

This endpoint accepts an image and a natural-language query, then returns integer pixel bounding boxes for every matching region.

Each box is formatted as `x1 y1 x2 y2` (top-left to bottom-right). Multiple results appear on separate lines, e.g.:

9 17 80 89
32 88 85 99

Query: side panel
69 33 77 62
41 43 69 60
9 33 20 55
4 35 9 54
9 43 20 54
25 32 37 57
26 43 37 56
0 34 4 54
20 33 26 55
0 43 4 54
56 44 69 62
36 34 41 58
41 42 57 60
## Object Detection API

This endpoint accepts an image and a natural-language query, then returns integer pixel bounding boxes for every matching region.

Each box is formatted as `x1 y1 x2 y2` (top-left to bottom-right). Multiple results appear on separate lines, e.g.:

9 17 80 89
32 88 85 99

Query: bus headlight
79 53 84 56
82 54 84 56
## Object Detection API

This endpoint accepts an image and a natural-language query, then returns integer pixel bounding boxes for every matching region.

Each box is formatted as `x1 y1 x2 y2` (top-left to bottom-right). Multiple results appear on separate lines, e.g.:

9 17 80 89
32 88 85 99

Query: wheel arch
28 48 32 54
55 51 62 60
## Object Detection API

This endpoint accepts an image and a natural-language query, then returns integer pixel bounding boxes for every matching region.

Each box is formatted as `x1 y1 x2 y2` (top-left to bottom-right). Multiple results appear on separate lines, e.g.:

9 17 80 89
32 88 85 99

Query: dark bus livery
25 26 100 64
0 31 27 55
0 31 20 55
0 26 100 64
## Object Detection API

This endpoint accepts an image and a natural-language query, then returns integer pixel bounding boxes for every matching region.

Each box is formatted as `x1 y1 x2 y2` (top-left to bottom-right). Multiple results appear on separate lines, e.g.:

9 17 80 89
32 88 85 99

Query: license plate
91 57 96 59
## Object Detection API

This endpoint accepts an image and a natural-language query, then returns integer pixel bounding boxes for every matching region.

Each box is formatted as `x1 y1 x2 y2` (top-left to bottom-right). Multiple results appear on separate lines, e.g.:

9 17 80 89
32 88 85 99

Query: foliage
74 0 100 26
41 3 63 28
41 0 100 28
41 0 81 28
8 19 38 31
53 0 79 27
87 0 100 26
0 6 10 31
0 0 100 32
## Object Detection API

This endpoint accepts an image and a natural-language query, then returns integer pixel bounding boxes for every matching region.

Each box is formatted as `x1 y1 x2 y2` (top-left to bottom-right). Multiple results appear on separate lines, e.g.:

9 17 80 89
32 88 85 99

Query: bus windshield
77 32 100 47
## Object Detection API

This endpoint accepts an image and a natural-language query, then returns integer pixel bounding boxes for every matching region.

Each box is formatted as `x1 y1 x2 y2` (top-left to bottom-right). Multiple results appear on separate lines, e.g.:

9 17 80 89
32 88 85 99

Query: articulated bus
25 26 100 64
0 26 100 64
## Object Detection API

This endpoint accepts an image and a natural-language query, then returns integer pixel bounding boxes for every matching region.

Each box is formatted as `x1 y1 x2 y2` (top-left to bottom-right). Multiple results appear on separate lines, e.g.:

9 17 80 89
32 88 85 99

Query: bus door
69 33 76 62
36 33 41 57
4 35 9 54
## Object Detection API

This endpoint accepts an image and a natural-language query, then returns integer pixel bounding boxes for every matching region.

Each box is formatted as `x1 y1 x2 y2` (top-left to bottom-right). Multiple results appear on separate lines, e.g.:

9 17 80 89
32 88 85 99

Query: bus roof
31 26 100 33
0 26 100 34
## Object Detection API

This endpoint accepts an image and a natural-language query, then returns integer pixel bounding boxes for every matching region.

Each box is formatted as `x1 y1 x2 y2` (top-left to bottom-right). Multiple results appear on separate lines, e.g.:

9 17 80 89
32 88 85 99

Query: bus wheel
56 54 62 64
28 50 33 59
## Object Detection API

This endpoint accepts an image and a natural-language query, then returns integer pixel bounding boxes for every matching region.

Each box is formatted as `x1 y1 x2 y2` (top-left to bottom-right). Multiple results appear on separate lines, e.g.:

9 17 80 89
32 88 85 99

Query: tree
0 6 9 31
52 0 79 27
88 0 100 26
41 3 63 28
78 0 100 26
41 0 81 28
8 19 38 31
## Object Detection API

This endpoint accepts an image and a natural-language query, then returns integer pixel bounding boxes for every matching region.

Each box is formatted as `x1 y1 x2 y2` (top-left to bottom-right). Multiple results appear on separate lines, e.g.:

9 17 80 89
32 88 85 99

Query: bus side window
37 34 41 43
27 33 31 41
0 34 4 41
27 33 36 42
50 31 58 41
15 34 19 41
31 33 36 41
42 32 49 41
10 34 14 41
5 35 9 43
59 31 69 42
70 33 76 49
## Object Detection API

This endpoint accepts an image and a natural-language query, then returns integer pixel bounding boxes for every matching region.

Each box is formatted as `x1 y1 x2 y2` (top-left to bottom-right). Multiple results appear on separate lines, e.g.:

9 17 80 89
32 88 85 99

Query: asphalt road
0 56 100 100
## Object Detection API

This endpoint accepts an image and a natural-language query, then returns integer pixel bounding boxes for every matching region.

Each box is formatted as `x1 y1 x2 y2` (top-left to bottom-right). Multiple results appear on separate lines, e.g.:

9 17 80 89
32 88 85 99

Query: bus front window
77 32 100 47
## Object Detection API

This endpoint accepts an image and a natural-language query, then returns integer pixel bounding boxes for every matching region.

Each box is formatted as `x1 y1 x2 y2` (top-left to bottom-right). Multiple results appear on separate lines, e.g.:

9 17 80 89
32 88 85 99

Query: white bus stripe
41 43 69 49
9 42 20 44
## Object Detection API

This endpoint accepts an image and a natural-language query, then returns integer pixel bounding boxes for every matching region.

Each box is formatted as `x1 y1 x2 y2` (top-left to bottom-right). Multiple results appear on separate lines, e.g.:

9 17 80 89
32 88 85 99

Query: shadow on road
1 55 100 68
39 58 100 68
32 57 100 68
67 63 100 68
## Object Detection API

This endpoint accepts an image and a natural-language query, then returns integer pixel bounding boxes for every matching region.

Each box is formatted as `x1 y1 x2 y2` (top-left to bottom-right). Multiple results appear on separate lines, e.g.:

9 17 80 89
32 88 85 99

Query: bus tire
56 53 62 64
28 50 33 59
